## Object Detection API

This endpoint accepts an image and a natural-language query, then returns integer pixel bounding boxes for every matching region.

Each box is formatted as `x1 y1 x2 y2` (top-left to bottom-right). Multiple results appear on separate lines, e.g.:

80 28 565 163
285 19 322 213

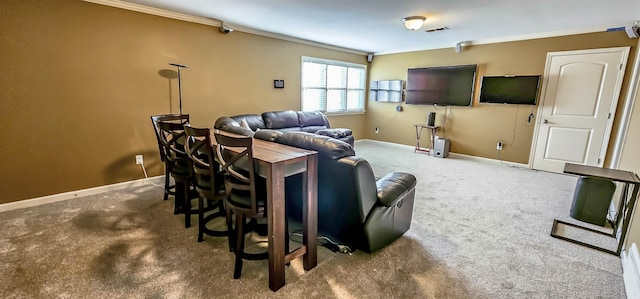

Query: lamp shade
402 16 426 31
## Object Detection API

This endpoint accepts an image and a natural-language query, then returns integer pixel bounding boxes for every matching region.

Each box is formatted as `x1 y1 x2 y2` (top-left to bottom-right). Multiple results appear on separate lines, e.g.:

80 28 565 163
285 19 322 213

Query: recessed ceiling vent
425 26 449 33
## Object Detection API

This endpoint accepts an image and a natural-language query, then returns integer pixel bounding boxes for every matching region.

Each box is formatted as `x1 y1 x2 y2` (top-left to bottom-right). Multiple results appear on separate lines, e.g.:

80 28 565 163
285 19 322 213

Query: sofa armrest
231 114 265 131
253 129 282 142
376 172 417 207
214 116 238 129
220 125 255 137
262 110 300 129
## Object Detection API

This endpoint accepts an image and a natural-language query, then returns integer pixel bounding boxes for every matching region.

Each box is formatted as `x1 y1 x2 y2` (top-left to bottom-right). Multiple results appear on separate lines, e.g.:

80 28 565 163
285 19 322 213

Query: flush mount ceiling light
402 16 427 31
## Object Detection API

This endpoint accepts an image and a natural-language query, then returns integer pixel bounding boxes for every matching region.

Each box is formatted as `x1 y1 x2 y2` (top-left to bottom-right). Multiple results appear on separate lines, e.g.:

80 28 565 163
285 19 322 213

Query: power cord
496 105 519 165
525 105 536 127
290 231 354 255
139 163 164 189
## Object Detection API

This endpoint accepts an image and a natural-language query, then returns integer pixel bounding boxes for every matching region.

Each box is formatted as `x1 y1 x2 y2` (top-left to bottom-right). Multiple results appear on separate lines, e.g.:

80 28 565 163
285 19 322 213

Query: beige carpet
0 140 626 298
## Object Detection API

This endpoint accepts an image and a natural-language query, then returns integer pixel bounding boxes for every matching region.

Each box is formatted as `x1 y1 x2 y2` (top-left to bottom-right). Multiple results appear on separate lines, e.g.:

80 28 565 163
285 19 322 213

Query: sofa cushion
297 111 329 127
276 127 303 133
262 110 300 130
301 125 328 133
278 131 354 160
316 128 352 139
239 118 253 131
213 116 254 136
230 114 264 131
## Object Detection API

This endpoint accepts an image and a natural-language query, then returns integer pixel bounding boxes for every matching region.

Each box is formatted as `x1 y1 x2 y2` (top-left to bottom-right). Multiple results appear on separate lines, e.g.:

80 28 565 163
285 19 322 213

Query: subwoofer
433 138 450 158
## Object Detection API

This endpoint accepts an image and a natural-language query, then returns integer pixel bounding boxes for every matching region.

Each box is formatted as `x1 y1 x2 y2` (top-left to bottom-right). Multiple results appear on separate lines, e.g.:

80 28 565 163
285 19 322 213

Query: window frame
301 56 367 115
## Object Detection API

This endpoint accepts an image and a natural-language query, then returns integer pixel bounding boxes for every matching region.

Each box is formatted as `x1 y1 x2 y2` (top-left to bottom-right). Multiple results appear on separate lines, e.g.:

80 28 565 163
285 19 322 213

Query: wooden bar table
211 130 318 291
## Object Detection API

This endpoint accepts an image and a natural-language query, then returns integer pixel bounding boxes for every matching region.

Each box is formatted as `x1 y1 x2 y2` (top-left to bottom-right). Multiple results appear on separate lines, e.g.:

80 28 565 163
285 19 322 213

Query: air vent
425 26 449 33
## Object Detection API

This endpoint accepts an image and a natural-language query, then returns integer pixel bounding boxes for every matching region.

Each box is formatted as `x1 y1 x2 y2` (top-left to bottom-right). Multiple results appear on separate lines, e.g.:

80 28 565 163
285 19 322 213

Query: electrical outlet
375 127 380 134
135 154 144 165
496 142 503 150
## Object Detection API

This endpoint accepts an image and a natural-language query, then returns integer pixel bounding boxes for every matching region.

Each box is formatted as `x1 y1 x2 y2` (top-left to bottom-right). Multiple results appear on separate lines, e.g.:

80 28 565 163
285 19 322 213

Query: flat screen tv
405 64 477 106
478 75 541 105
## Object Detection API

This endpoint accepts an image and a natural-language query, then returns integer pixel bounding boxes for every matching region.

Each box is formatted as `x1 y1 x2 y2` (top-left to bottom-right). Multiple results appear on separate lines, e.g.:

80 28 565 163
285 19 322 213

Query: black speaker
427 112 436 126
570 176 615 226
433 138 450 158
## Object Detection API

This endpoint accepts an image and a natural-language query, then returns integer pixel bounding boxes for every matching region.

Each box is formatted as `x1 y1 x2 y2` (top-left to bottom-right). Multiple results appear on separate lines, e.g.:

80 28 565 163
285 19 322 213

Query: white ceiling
121 0 640 55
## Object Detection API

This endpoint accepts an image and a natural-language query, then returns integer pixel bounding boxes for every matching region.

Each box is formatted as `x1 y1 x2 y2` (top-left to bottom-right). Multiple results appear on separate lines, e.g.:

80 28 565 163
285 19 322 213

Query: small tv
405 64 477 106
479 75 541 105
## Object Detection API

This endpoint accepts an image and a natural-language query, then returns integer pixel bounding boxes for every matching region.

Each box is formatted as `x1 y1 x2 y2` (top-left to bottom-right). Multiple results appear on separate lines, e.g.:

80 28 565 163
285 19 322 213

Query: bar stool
214 132 289 279
184 125 228 242
157 120 198 228
150 114 189 202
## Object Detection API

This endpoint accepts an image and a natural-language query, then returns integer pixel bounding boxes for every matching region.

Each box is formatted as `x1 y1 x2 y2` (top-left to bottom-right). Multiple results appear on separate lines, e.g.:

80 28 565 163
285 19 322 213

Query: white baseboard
1 140 524 213
0 175 165 213
623 243 640 299
355 139 529 168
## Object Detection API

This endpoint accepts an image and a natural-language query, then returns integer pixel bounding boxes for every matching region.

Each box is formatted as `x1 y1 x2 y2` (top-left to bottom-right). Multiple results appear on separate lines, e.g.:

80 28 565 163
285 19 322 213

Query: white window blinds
301 56 366 113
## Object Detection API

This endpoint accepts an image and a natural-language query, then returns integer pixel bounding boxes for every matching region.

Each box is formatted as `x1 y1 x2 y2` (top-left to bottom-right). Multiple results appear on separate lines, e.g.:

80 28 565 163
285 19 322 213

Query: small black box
427 112 436 126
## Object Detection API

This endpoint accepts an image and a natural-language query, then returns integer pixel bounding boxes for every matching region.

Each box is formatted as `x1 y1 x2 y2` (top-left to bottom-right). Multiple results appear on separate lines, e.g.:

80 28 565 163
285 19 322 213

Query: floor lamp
169 63 189 114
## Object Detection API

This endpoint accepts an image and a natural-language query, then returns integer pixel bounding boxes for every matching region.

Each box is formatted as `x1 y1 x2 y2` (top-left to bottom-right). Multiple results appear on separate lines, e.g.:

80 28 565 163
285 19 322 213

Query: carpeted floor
0 140 627 298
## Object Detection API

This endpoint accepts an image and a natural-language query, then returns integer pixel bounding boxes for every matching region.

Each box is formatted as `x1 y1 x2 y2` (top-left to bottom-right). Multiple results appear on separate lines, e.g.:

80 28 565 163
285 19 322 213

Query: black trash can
569 176 615 226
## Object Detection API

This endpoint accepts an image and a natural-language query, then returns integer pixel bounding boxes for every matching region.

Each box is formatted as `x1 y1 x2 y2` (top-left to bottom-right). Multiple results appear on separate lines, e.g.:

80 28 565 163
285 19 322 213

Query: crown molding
82 0 221 26
82 0 367 56
468 23 630 47
376 22 632 55
228 25 368 55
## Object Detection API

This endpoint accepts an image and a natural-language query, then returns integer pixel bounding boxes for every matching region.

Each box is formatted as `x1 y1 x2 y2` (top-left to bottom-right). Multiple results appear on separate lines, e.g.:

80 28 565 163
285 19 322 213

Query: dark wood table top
564 163 640 184
210 129 316 162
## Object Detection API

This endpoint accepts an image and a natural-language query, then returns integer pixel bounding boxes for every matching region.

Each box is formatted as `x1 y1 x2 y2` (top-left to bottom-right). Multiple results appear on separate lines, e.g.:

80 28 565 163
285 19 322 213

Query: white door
530 47 630 173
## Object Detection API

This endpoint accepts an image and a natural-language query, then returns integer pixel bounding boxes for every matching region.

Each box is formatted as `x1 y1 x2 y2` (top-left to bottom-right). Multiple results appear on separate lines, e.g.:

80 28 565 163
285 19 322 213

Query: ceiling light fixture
402 16 427 31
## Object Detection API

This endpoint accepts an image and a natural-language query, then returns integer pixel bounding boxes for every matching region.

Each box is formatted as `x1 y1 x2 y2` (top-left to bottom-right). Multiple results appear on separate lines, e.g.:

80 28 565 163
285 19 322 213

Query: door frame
528 46 631 169
611 40 640 169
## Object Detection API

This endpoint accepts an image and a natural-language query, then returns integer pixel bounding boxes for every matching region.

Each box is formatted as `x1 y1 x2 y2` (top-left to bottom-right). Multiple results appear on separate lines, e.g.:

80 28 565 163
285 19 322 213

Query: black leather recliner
277 131 416 253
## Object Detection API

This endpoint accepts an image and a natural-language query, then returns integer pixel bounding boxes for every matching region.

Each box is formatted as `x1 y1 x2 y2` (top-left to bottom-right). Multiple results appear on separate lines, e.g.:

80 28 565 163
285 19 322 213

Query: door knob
542 119 549 124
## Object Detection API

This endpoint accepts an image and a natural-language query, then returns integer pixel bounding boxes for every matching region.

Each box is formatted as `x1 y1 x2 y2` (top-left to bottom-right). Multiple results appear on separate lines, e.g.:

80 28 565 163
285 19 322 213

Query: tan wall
367 33 637 164
0 0 365 203
1 0 637 206
619 39 640 252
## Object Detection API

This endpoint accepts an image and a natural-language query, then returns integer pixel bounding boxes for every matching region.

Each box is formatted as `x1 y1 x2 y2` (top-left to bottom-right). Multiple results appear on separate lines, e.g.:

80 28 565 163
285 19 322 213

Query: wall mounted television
478 75 541 105
405 64 477 106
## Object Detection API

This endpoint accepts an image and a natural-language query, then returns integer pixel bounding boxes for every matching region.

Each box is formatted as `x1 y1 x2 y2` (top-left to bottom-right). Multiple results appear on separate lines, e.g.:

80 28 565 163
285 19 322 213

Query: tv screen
479 75 541 105
405 64 477 106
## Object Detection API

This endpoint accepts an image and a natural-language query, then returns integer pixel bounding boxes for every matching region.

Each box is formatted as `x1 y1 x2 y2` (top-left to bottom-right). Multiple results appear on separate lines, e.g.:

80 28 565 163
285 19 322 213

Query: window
301 56 366 114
